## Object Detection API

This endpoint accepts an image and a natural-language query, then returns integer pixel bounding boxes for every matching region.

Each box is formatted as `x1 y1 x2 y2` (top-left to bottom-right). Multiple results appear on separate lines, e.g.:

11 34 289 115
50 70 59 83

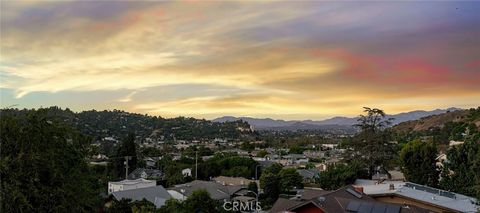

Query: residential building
213 176 258 186
168 180 243 201
111 185 171 208
182 168 192 177
354 179 479 213
108 178 156 194
297 169 321 183
127 168 163 180
270 186 429 213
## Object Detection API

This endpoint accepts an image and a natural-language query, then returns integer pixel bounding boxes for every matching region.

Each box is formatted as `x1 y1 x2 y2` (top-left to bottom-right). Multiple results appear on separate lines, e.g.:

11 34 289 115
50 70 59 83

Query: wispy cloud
1 1 479 119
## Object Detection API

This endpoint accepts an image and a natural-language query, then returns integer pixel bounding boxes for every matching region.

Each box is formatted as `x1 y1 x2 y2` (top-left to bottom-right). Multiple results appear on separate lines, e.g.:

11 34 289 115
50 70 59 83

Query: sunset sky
1 1 479 120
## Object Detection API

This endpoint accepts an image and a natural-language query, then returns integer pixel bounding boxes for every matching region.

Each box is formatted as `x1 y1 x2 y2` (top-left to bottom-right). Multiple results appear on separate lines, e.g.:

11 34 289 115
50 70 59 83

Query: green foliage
352 107 396 176
278 168 304 191
400 140 439 186
259 172 280 201
131 199 156 213
157 199 184 213
110 133 138 179
440 139 480 200
241 142 255 151
0 107 254 146
317 162 367 190
256 150 268 157
158 190 224 213
248 182 258 194
0 110 101 212
262 163 283 175
107 198 133 213
197 155 258 180
288 145 304 154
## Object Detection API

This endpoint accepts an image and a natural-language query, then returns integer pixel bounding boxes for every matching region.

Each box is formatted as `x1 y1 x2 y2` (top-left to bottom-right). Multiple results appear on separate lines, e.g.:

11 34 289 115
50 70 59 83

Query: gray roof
169 180 243 200
128 168 163 180
297 169 320 179
396 182 478 212
112 185 171 208
354 179 479 212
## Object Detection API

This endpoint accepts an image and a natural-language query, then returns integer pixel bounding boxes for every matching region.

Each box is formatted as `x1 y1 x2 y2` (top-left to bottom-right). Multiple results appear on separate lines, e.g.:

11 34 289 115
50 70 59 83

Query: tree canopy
400 140 439 186
0 110 101 212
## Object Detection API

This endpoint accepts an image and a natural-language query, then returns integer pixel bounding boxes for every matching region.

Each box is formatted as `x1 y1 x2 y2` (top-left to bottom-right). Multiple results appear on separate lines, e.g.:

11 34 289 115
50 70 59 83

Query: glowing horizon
1 1 479 120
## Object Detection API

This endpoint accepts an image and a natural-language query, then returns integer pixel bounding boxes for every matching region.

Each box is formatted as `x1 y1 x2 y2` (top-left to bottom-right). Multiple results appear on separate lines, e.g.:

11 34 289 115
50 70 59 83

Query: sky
1 1 479 120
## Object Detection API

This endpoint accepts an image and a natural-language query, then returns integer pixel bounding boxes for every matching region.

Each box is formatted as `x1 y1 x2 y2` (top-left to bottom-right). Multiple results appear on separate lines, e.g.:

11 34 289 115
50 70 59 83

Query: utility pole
125 156 132 180
195 151 198 180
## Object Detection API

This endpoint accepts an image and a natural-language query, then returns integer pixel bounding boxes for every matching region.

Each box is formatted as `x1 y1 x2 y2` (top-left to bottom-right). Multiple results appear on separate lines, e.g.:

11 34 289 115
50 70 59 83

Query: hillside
0 107 255 142
214 107 462 131
393 109 479 133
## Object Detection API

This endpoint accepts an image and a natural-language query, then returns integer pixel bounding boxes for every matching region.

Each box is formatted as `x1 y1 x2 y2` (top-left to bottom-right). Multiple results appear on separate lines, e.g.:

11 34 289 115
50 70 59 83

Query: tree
248 182 258 194
112 133 138 179
107 198 132 213
131 198 156 213
317 161 367 190
158 199 184 213
279 168 304 191
0 110 100 212
256 150 268 158
440 138 480 200
289 146 304 154
400 140 439 186
353 107 395 176
259 172 280 201
263 163 283 175
183 190 220 213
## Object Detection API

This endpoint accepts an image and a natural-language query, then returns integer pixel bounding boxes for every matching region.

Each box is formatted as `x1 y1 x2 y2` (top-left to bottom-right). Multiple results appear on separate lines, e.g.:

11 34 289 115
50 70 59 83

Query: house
303 150 325 159
108 178 156 194
213 176 258 186
182 168 192 177
111 185 171 208
270 186 428 213
168 180 244 201
128 168 163 180
283 154 309 165
144 157 157 168
354 179 479 213
297 169 320 183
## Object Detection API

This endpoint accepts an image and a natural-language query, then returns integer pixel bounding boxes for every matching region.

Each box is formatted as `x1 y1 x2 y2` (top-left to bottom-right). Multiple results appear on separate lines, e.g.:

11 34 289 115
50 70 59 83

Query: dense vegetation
0 109 103 212
259 163 303 207
1 107 255 143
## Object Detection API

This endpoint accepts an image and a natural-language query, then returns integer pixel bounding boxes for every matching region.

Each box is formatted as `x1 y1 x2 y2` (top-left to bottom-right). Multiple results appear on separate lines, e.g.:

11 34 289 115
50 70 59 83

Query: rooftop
168 180 243 200
354 179 479 212
112 185 171 208
109 178 155 185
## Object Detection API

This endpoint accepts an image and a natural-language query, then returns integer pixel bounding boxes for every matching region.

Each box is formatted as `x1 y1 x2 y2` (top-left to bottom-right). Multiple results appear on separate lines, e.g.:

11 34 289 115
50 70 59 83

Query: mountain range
213 107 462 131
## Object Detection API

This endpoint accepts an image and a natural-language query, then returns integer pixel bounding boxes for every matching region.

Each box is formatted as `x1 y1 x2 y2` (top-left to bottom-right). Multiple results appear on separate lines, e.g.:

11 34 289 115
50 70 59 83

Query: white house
108 178 156 194
182 168 192 177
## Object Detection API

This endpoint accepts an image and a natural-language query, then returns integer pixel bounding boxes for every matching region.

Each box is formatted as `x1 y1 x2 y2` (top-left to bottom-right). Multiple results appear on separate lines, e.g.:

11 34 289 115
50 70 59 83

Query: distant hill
0 107 254 142
213 107 462 131
393 109 480 133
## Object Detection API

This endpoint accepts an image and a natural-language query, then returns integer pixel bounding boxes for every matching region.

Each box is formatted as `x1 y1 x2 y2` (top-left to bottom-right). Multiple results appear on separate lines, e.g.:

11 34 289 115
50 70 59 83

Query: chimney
354 186 364 193
389 183 395 190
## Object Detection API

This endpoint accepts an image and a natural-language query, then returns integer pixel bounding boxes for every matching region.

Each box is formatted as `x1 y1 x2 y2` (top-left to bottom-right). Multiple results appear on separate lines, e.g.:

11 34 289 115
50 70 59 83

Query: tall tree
0 110 99 212
183 190 219 213
353 107 395 176
259 172 280 201
400 140 439 186
278 168 304 191
112 133 138 179
440 138 480 200
317 161 367 190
